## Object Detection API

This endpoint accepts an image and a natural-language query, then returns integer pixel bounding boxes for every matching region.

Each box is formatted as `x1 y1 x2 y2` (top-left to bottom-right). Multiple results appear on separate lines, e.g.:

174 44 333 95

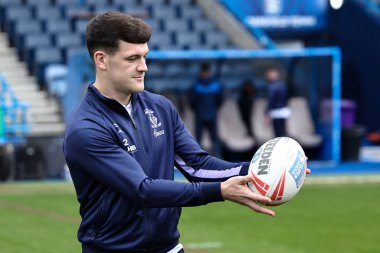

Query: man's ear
93 51 107 70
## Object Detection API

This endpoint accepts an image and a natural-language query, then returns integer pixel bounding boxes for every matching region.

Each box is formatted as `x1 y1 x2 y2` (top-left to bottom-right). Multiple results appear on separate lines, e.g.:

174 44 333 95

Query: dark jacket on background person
63 84 248 253
266 80 288 114
190 77 223 121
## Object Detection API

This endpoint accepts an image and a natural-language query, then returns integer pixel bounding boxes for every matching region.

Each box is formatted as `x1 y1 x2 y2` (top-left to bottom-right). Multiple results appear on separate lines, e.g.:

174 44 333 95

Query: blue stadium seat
162 19 190 33
144 18 163 32
175 31 201 49
121 6 149 16
3 6 32 38
74 19 89 34
191 18 216 32
34 47 63 88
26 0 51 7
151 7 177 19
13 20 42 52
0 0 23 30
45 19 71 34
141 0 165 7
149 32 172 50
85 0 109 7
21 33 52 62
34 6 62 21
55 0 80 6
63 5 91 19
111 0 137 5
204 33 230 49
54 33 83 48
93 4 122 14
169 0 194 6
178 6 202 19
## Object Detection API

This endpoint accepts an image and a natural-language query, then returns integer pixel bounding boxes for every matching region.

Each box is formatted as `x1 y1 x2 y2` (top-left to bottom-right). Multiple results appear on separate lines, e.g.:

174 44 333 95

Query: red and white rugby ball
247 137 307 206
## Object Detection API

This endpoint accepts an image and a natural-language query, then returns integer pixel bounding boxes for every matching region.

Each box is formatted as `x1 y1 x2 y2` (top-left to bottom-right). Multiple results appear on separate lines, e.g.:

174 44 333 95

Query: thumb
241 174 253 184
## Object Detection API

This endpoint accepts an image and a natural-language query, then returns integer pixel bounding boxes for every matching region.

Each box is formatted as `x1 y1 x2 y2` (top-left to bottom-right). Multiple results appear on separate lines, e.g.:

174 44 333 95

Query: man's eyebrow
125 52 149 58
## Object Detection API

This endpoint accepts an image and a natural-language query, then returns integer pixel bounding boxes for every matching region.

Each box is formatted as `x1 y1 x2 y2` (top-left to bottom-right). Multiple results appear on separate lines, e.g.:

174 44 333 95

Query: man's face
266 69 280 82
105 40 149 96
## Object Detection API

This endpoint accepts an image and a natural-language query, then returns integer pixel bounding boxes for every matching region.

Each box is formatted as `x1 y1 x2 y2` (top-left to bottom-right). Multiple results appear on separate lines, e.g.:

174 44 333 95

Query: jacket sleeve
169 101 250 182
64 118 223 208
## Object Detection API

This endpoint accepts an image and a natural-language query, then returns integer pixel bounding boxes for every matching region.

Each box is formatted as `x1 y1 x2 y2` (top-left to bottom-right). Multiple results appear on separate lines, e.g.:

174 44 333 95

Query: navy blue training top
63 84 249 252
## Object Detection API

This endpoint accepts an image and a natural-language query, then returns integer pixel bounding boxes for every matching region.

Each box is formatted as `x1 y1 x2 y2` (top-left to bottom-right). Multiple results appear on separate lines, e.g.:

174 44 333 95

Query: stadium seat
45 19 71 34
121 6 149 17
19 33 52 62
111 0 137 5
54 33 83 48
0 0 23 31
190 18 216 32
149 31 172 50
204 32 230 49
34 47 63 88
145 18 163 32
175 31 201 49
55 0 79 6
163 19 190 33
151 7 177 19
286 97 323 148
3 6 32 41
74 19 89 34
63 5 91 19
12 19 42 50
34 5 62 21
169 0 194 6
178 6 203 19
93 4 122 14
85 0 109 7
45 64 68 97
217 98 256 155
25 0 51 6
141 0 166 7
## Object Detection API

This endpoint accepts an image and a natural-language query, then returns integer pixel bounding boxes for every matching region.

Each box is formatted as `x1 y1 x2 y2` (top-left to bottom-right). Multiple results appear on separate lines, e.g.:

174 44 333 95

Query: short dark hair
86 12 152 58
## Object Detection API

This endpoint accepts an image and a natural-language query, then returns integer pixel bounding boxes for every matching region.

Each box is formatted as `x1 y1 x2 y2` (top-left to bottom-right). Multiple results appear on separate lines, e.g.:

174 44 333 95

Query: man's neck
93 81 132 105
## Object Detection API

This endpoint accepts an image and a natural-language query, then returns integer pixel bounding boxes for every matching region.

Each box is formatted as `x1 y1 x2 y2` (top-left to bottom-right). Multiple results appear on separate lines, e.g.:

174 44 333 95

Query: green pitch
0 181 379 253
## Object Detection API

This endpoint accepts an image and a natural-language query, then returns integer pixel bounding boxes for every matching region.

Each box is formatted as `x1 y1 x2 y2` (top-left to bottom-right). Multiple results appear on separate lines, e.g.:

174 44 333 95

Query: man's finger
244 199 275 217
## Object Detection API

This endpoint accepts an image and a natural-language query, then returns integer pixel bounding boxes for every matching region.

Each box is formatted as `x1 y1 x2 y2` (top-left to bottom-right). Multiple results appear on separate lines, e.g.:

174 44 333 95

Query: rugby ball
247 137 307 206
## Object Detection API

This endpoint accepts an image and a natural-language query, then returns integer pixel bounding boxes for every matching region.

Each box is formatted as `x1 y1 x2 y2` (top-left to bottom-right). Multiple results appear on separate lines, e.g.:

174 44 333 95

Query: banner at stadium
221 0 328 32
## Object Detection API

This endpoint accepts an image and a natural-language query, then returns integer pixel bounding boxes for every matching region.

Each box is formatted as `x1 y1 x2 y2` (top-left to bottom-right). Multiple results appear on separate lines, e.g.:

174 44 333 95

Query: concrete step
28 114 62 123
11 85 39 92
0 66 28 75
14 91 47 101
28 123 65 136
24 99 57 107
28 104 60 115
3 75 36 84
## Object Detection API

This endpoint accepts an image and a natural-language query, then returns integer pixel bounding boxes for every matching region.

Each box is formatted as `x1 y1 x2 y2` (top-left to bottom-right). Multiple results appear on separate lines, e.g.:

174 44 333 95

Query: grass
0 181 379 253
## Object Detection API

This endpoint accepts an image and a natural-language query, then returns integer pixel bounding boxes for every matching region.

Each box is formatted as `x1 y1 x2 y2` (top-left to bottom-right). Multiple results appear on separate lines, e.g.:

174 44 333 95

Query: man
190 62 222 157
265 65 291 137
64 12 308 253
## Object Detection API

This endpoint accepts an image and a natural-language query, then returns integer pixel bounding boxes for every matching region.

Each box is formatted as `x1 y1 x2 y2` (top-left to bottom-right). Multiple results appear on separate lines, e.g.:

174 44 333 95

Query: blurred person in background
238 79 256 138
190 62 223 157
265 65 290 137
63 12 282 253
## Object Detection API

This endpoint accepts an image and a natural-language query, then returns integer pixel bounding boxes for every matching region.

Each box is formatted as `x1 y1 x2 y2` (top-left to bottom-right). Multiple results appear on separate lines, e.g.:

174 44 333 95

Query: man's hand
221 175 275 217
